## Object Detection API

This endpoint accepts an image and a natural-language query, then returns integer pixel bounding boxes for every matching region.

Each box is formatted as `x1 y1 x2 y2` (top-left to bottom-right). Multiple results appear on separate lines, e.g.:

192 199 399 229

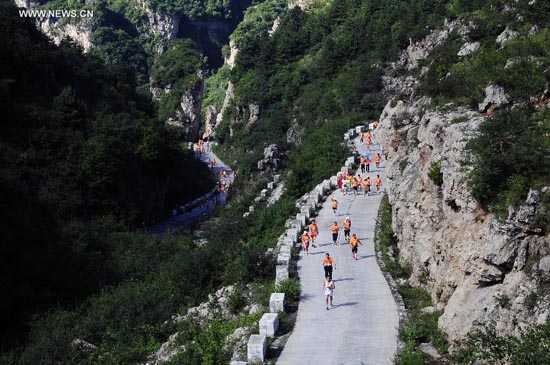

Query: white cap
346 216 350 220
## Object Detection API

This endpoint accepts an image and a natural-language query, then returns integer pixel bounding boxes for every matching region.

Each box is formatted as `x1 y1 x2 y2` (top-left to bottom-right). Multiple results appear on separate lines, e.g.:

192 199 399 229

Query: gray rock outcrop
496 27 519 46
457 41 480 57
166 73 204 141
478 84 510 113
257 144 287 172
376 95 550 343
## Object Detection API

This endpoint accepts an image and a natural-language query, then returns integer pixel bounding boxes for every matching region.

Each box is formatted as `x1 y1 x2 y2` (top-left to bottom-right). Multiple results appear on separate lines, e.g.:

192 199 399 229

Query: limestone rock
418 343 441 359
225 40 238 70
478 85 510 113
71 339 98 354
165 73 204 141
246 103 260 129
203 105 218 139
496 27 519 46
225 326 253 362
537 256 550 282
287 118 305 145
145 332 185 365
457 42 480 57
257 144 287 172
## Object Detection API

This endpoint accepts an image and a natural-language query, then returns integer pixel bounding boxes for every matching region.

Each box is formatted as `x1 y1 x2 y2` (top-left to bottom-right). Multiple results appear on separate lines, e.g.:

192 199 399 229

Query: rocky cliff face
136 0 179 55
376 25 550 344
166 73 204 141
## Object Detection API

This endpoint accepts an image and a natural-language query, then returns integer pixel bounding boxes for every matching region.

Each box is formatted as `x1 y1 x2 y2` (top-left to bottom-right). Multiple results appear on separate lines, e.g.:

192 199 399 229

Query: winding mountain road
277 132 399 365
153 144 233 235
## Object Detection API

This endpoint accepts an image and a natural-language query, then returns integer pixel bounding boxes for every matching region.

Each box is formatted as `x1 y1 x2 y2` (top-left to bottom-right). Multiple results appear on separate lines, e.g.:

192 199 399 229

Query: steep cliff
376 15 550 344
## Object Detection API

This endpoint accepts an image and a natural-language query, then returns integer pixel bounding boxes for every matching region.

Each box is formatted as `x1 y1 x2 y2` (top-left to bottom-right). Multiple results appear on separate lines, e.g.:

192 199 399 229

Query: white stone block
286 228 299 241
254 196 262 203
267 182 275 190
296 213 306 227
270 292 285 313
277 253 290 265
247 334 267 363
259 313 279 336
249 206 254 212
243 212 250 218
275 265 289 284
230 361 247 365
273 174 281 183
260 189 268 197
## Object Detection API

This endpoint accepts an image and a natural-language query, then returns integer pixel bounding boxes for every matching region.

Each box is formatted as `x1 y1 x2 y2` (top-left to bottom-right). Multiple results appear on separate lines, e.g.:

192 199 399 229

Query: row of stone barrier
238 126 363 364
243 175 282 217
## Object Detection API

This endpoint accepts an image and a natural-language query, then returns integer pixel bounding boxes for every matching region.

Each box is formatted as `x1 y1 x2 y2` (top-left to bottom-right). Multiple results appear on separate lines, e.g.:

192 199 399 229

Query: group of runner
337 173 382 195
318 124 384 310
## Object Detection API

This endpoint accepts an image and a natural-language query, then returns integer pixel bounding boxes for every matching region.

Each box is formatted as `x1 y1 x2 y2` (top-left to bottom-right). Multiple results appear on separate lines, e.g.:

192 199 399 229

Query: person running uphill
323 253 335 279
330 221 340 246
375 174 382 192
375 153 382 169
342 217 352 241
349 233 363 260
301 230 311 256
308 220 319 247
362 177 371 196
323 276 336 310
331 198 339 215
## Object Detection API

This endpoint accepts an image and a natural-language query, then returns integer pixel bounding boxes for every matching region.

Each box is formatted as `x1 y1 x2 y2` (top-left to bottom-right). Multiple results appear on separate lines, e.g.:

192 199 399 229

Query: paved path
153 145 234 235
277 132 398 365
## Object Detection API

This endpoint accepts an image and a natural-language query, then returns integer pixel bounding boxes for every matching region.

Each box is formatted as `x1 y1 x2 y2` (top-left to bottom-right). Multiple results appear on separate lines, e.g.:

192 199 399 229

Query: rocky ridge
376 19 550 345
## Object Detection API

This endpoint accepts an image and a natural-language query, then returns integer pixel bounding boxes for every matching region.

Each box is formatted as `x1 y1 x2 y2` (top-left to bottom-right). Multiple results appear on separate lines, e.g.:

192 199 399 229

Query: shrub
493 293 512 309
427 161 443 186
453 320 550 365
275 278 301 302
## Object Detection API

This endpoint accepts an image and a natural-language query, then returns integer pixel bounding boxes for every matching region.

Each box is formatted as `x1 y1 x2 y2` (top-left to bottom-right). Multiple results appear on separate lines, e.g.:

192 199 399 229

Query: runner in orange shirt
375 153 382 168
375 174 382 192
342 217 352 241
323 252 335 279
301 230 311 256
363 176 371 196
349 233 363 260
330 221 340 246
331 198 339 215
308 219 319 247
352 177 360 195
359 131 364 143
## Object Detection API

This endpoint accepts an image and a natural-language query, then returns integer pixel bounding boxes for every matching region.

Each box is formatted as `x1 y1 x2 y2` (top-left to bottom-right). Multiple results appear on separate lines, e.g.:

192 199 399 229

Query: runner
301 230 311 256
352 177 360 195
308 219 319 247
323 276 336 310
349 233 363 260
364 176 371 195
365 157 371 173
359 131 364 143
172 207 178 222
373 120 379 129
342 216 352 241
375 153 382 169
323 252 335 279
375 174 382 192
360 156 366 173
331 198 339 215
330 221 340 246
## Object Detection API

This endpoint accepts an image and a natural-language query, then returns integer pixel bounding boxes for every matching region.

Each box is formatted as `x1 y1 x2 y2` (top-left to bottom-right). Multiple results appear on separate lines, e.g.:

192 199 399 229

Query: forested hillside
0 1 213 354
3 0 550 363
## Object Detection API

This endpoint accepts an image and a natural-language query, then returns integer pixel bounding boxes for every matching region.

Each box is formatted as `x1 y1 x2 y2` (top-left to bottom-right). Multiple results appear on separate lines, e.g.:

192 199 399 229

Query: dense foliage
453 320 550 365
467 107 550 221
0 3 214 351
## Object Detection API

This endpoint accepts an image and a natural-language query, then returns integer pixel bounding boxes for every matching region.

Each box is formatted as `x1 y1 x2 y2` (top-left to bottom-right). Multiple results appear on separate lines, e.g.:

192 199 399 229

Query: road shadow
357 254 375 260
333 301 359 308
